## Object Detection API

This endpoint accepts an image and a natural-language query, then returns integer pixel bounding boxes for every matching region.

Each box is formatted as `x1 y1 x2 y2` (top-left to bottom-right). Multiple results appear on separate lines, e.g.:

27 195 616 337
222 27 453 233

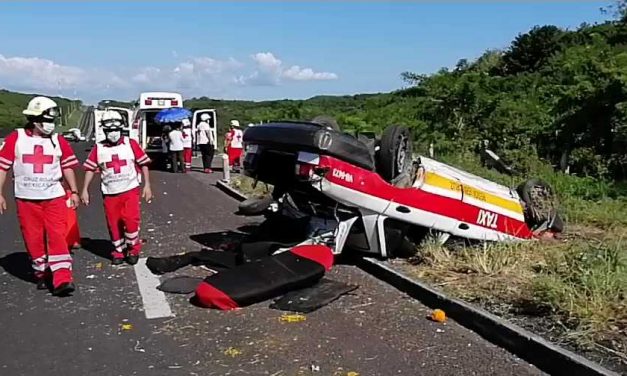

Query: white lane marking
134 258 174 319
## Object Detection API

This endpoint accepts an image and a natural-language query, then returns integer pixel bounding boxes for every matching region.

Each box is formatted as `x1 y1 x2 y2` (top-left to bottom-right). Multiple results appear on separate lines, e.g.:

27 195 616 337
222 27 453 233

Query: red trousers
103 188 142 259
183 148 192 171
227 147 243 167
65 191 81 250
16 196 73 287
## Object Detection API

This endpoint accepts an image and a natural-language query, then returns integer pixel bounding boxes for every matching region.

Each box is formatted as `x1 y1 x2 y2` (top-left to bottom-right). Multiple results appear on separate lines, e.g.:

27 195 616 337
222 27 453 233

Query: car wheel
237 195 274 216
377 125 413 182
517 178 563 232
310 115 340 131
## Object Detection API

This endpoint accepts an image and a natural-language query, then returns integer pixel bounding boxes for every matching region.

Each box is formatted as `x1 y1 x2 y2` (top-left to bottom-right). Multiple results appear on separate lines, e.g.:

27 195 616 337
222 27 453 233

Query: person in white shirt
168 123 185 173
196 113 215 173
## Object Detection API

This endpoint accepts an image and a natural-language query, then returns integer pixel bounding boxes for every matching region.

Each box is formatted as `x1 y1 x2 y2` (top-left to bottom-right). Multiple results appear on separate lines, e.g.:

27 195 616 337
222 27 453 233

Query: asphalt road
0 143 544 376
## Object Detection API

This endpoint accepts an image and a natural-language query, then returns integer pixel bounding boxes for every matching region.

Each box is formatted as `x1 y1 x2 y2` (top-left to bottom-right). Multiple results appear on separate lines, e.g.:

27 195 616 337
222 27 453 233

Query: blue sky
0 2 611 104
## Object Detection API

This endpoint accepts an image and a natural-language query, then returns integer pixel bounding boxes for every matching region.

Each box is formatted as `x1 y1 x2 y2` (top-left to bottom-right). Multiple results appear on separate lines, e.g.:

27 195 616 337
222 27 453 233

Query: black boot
52 282 76 297
126 255 139 265
111 257 125 266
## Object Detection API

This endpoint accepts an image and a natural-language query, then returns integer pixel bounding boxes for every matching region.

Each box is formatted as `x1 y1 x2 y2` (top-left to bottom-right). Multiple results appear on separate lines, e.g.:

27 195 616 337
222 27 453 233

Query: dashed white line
134 258 174 319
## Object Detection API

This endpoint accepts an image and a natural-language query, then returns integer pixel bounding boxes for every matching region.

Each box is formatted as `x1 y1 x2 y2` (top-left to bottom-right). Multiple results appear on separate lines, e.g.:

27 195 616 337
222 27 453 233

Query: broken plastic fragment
121 323 133 331
223 347 242 357
279 313 306 323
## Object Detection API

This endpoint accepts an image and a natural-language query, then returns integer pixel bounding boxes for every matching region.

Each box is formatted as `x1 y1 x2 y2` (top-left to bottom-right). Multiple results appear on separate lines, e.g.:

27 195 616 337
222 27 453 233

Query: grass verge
228 175 272 198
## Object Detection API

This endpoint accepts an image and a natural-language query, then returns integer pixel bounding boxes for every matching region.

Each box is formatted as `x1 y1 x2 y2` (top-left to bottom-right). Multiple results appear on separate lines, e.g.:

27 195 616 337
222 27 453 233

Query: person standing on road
224 120 244 171
81 110 153 265
0 96 80 296
181 118 193 172
168 123 185 173
196 113 215 173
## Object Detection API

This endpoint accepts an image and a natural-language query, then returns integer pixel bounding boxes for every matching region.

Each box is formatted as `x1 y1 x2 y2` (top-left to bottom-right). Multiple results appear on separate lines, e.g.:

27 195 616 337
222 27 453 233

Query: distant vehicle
130 92 218 157
131 92 184 154
62 128 86 142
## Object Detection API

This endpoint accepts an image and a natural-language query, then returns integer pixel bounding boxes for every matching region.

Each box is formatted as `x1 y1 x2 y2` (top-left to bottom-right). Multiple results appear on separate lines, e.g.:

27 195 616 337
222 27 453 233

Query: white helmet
23 96 59 120
230 119 240 127
200 113 211 121
101 110 124 129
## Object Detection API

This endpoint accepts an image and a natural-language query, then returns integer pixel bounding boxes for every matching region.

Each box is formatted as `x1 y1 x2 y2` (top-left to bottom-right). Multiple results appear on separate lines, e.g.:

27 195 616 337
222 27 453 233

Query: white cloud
238 52 338 86
0 54 87 91
0 51 338 102
282 65 338 81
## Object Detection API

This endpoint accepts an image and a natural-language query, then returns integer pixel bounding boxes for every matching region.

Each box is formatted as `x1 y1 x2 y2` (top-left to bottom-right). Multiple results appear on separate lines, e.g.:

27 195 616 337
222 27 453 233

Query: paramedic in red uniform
0 96 80 296
81 111 153 265
224 120 243 170
182 118 193 172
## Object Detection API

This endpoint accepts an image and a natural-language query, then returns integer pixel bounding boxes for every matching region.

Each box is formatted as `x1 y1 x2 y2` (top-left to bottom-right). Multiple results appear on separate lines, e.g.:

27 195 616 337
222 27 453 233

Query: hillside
0 89 83 132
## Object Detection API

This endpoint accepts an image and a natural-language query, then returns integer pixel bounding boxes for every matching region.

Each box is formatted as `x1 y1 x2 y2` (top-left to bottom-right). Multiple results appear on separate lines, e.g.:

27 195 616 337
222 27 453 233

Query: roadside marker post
222 153 230 183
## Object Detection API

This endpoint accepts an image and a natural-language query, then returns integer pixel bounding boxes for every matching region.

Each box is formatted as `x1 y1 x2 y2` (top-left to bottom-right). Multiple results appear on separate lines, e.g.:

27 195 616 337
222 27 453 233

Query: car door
192 109 218 149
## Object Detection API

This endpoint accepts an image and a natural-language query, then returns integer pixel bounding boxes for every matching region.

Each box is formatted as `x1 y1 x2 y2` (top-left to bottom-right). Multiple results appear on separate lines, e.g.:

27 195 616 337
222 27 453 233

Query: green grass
64 107 84 129
228 175 272 198
405 229 626 364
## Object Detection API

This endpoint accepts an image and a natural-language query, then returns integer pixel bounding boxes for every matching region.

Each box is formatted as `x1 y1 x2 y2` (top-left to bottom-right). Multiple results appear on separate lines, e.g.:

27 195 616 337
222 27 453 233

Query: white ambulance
132 92 184 153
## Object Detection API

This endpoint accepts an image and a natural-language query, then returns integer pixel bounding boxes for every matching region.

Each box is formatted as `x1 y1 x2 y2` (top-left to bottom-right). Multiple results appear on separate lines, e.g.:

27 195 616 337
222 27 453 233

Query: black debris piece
157 276 204 294
270 278 358 313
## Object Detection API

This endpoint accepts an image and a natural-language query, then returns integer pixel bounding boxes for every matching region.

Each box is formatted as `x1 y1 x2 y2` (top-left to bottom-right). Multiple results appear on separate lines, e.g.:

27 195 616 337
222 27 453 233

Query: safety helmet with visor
101 110 124 143
23 96 60 135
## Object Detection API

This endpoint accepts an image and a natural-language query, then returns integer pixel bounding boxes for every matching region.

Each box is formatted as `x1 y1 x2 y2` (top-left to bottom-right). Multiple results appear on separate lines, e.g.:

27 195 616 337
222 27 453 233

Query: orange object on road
431 308 447 323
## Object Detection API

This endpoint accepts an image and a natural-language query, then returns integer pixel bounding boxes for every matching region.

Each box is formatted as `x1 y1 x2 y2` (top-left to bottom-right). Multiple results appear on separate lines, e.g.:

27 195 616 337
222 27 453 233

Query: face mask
37 122 56 135
107 131 121 143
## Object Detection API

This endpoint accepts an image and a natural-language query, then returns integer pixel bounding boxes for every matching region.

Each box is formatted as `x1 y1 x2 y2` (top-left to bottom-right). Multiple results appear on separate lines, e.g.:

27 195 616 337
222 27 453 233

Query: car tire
310 115 340 131
377 125 413 182
237 195 274 216
516 178 563 232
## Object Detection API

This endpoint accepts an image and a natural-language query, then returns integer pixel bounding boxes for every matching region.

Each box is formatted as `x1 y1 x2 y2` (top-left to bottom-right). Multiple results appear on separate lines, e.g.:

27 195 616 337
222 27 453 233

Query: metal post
429 143 434 158
222 153 230 183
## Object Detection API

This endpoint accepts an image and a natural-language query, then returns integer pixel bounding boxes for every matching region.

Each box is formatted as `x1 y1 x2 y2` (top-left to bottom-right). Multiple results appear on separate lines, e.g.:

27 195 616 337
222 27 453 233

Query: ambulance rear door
192 109 218 149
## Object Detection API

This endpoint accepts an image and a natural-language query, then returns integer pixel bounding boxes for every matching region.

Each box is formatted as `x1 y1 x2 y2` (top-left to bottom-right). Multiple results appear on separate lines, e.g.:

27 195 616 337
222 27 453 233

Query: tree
500 25 566 75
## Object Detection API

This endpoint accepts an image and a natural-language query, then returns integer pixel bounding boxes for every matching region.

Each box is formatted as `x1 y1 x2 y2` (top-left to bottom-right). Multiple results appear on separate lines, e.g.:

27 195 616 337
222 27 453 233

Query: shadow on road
80 237 114 260
0 252 36 284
